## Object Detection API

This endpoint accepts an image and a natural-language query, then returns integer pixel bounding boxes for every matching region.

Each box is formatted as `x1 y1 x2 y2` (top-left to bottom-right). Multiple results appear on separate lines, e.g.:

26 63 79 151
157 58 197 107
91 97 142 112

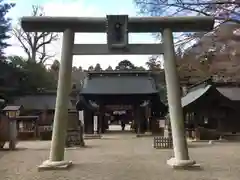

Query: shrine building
76 71 167 135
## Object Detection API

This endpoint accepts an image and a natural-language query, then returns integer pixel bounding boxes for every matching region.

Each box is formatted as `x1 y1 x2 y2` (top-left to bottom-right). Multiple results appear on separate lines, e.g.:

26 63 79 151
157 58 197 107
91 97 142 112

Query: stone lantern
2 105 22 150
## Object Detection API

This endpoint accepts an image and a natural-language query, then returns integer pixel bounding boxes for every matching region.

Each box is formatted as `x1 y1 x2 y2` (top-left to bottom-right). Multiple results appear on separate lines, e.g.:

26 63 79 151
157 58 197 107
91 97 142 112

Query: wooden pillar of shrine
89 111 94 134
134 104 141 136
146 106 151 133
101 113 106 134
97 116 102 134
98 105 105 134
193 112 200 140
97 114 101 134
103 115 109 131
83 110 94 134
83 110 88 134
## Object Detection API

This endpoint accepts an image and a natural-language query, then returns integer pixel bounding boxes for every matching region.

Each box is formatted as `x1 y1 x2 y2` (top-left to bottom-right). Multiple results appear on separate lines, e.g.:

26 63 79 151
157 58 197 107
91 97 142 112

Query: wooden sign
65 129 81 147
79 110 84 125
94 116 98 132
159 120 166 128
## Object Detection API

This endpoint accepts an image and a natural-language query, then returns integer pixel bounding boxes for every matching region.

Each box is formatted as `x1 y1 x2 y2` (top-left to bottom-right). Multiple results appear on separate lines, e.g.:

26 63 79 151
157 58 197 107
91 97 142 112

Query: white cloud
5 0 157 69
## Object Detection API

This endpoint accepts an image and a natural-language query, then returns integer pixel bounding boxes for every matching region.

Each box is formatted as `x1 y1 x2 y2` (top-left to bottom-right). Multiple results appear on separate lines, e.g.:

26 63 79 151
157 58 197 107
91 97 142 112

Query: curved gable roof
81 76 158 95
181 85 212 107
13 95 75 110
217 87 240 101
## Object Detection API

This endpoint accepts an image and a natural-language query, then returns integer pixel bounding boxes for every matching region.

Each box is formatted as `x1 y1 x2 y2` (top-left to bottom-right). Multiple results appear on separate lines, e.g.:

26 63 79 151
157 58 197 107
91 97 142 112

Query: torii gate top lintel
21 15 214 33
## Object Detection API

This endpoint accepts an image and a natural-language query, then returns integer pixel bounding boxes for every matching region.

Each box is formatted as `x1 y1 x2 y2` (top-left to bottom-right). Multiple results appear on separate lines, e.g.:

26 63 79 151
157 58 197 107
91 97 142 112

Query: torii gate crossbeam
21 15 214 170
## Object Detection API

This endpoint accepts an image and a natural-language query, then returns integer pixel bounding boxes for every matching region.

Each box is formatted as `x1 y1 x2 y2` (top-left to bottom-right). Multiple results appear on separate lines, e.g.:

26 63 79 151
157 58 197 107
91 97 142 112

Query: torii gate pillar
21 15 214 170
163 28 192 166
39 29 75 170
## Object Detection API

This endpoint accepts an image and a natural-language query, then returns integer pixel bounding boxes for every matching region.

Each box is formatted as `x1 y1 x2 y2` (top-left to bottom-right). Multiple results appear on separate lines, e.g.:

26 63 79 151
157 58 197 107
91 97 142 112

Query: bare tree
12 5 58 64
134 0 240 48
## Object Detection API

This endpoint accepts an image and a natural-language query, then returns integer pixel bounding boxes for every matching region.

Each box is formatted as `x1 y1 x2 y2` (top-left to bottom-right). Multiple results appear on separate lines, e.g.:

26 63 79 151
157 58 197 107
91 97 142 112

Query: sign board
79 110 84 125
65 129 81 147
159 120 166 128
94 116 98 132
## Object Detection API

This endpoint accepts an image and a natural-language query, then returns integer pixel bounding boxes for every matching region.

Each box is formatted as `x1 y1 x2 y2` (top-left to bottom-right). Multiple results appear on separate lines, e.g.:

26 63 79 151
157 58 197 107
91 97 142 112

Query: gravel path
0 128 240 180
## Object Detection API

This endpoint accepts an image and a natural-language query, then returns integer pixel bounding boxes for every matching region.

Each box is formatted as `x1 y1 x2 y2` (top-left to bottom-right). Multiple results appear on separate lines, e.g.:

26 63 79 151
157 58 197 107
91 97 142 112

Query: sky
4 0 159 69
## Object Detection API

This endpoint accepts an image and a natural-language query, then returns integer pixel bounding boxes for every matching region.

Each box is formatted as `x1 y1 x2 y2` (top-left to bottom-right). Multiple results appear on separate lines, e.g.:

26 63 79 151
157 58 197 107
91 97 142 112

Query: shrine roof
80 75 158 95
217 87 240 101
182 79 240 108
185 77 240 101
12 94 75 110
2 105 22 111
181 85 212 108
87 70 152 77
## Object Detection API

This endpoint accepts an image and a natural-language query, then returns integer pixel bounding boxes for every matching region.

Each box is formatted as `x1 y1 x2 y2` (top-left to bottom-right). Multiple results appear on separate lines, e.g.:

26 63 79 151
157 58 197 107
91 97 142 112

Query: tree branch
12 28 31 60
36 33 58 50
11 5 59 63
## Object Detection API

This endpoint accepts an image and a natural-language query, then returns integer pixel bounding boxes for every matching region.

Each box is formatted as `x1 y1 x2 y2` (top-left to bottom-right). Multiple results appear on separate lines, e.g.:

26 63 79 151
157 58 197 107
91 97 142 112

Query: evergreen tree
0 1 15 59
115 60 136 70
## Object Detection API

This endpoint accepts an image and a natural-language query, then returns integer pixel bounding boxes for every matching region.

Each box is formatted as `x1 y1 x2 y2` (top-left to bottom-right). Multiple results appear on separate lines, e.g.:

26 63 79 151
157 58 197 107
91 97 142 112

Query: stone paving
0 126 240 180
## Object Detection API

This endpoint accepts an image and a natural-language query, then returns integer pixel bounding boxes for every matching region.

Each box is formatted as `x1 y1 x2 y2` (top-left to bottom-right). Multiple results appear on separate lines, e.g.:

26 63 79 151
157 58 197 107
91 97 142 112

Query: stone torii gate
21 15 214 170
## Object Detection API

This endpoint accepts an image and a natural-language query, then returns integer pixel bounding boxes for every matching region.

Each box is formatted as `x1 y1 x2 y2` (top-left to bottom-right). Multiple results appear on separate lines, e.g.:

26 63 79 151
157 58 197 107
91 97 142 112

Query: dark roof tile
13 95 75 110
80 76 158 95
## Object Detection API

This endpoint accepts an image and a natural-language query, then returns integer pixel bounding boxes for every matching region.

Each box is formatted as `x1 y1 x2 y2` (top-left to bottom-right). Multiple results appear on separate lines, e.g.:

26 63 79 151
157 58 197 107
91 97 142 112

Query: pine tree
0 1 15 59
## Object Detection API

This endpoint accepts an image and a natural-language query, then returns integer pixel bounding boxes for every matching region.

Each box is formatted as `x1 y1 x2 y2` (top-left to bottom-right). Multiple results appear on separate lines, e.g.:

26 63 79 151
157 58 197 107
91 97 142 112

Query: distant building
181 77 240 140
11 91 77 140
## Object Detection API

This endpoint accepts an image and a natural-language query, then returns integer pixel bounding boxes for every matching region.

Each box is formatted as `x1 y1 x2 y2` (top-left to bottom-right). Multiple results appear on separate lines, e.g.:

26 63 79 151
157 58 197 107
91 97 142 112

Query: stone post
9 119 17 150
92 114 101 138
162 28 195 168
39 29 74 169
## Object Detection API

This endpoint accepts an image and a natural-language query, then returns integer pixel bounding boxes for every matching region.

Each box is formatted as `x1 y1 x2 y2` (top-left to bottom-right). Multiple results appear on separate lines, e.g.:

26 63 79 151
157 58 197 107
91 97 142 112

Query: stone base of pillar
84 134 102 139
38 160 72 171
9 140 16 150
167 157 199 169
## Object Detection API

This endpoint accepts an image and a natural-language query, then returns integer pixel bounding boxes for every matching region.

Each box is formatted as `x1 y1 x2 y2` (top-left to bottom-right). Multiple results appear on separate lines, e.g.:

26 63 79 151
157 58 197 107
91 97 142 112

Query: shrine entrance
21 15 214 169
76 71 167 136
